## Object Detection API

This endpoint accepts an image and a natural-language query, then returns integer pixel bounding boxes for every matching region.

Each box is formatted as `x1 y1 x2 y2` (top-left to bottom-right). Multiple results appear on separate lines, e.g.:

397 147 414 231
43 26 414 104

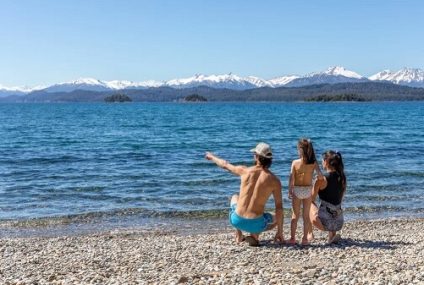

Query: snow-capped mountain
369 68 424 88
368 70 393 81
106 80 163 89
2 66 424 96
164 73 267 90
244 76 272 88
43 78 164 93
43 74 266 92
285 66 368 87
268 75 300 87
0 86 26 97
0 84 45 97
44 78 110 93
322 66 364 79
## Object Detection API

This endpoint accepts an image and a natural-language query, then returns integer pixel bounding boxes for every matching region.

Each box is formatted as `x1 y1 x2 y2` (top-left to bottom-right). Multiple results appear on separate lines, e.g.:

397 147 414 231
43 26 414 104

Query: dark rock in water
183 94 207 102
104 94 132 103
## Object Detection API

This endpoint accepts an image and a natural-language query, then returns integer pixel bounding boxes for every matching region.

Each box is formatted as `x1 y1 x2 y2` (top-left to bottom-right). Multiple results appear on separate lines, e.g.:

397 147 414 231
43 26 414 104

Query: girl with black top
310 150 346 244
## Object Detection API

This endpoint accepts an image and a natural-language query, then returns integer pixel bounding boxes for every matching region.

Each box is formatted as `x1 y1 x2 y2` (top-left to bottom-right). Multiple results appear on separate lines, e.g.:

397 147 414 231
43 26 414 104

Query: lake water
0 102 423 234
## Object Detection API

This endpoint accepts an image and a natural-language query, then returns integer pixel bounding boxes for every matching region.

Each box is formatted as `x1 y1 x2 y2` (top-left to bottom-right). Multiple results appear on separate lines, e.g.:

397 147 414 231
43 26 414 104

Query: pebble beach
1 218 423 285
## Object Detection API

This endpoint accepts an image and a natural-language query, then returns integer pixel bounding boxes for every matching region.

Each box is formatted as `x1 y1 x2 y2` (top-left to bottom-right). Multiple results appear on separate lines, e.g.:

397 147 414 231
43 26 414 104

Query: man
205 142 284 246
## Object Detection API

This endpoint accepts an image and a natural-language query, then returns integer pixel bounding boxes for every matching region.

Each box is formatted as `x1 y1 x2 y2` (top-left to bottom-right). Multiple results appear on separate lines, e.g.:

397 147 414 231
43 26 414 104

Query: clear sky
1 0 423 86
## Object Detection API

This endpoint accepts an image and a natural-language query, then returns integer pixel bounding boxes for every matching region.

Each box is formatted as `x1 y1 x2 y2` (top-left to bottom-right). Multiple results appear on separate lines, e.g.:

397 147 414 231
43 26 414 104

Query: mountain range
1 67 424 98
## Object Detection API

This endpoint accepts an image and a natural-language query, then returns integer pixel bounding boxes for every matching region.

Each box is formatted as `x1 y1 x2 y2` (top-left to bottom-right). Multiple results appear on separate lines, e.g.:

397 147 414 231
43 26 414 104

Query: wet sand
1 218 423 284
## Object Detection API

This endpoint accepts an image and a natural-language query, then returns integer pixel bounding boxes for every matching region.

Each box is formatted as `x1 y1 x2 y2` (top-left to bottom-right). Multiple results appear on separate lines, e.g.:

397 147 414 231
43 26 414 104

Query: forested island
305 94 370 102
104 94 132 103
183 94 207 102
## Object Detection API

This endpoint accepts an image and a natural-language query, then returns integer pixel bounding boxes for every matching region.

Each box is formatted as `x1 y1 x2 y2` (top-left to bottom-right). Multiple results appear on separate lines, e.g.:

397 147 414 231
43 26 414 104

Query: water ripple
0 102 423 221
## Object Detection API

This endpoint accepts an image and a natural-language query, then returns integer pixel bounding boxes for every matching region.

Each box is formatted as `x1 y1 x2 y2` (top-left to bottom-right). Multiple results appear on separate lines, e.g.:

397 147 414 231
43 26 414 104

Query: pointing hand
205 152 213 160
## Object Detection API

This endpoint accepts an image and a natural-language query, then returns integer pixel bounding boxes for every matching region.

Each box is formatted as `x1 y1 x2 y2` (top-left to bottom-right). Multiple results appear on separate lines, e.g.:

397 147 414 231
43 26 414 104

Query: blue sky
0 0 423 86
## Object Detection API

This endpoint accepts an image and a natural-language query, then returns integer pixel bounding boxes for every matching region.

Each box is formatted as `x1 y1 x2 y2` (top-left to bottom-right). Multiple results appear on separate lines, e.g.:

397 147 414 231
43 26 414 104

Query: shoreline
1 218 423 284
2 211 423 239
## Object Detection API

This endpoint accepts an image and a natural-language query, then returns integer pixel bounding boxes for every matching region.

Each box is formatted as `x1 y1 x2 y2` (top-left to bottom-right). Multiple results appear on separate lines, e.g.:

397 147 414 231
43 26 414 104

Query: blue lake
0 102 423 230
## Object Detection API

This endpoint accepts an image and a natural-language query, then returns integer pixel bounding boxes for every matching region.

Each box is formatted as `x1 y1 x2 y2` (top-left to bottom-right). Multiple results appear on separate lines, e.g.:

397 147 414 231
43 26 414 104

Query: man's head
250 142 273 168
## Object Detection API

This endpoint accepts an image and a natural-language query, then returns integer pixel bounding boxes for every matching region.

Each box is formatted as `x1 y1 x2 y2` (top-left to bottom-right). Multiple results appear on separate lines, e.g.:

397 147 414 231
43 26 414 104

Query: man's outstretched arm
205 152 246 176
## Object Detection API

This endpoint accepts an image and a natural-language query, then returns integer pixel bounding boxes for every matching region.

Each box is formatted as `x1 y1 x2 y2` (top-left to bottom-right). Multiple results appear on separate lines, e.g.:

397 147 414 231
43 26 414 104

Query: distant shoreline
2 82 424 102
1 100 424 104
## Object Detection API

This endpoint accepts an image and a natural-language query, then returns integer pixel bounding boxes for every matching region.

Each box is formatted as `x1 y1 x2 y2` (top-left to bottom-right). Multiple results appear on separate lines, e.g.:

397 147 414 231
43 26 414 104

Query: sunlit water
0 102 423 234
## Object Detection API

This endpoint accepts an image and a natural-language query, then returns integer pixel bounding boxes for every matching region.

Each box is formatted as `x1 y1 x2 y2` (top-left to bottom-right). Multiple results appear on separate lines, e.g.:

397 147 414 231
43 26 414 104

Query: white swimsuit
293 186 312 199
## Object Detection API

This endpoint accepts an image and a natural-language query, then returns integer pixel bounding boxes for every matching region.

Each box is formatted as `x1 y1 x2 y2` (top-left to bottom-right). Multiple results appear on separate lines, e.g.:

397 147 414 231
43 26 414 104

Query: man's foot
307 232 314 242
287 238 297 245
235 231 245 243
245 235 259 247
236 236 245 243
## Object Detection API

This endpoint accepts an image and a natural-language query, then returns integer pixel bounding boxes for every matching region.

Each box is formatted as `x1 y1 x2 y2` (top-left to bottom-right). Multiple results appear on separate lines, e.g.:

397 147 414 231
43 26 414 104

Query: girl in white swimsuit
288 138 323 245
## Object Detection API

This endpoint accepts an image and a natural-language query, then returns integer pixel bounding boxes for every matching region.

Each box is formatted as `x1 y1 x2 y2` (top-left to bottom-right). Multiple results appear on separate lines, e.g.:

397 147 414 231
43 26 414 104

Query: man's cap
250 142 273 158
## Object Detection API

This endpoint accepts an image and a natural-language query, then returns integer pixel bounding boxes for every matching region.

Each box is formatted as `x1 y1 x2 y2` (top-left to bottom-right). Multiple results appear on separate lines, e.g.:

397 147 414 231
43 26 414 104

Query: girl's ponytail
334 152 346 193
298 138 317 164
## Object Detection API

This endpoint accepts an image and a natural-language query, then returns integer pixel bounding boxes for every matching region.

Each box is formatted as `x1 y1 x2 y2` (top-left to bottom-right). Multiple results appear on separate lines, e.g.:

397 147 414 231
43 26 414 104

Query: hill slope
1 82 423 103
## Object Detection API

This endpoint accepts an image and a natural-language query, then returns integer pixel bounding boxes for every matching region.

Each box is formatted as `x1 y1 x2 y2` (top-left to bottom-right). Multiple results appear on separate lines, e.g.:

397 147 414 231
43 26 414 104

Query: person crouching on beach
205 142 284 246
288 138 323 246
310 150 347 244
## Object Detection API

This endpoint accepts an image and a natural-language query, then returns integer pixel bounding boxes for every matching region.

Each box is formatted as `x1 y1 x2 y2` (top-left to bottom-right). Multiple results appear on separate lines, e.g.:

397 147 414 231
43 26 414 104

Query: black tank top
319 172 344 205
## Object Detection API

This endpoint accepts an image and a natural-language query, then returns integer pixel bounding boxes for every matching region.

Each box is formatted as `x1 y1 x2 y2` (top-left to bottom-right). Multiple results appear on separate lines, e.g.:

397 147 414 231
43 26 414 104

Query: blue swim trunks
229 204 273 234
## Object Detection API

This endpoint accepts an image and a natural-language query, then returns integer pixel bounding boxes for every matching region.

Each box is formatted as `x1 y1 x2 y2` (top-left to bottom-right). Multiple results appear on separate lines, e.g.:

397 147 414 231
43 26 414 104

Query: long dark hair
298 138 317 164
322 150 346 193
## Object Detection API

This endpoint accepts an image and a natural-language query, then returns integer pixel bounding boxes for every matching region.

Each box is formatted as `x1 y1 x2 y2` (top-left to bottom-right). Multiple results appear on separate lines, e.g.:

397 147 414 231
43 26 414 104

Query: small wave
15 155 84 165
0 207 290 228
347 193 423 202
0 209 145 228
343 205 424 213
397 171 424 178
1 204 424 229
0 208 227 228
73 186 106 193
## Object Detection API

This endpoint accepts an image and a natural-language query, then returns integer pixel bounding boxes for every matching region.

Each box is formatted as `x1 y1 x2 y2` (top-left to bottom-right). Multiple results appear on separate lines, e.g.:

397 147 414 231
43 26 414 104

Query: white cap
250 142 273 158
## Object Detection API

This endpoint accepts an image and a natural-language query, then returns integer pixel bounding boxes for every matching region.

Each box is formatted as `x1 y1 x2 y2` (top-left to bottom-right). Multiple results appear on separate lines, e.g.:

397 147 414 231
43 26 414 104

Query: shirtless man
205 142 284 246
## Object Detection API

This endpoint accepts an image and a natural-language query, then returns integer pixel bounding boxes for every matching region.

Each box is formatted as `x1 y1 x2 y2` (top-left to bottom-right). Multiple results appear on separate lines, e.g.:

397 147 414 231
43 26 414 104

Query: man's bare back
236 165 280 218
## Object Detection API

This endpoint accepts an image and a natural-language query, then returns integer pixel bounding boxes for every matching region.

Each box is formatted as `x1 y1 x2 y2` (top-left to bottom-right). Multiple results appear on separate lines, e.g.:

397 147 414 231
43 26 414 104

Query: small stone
178 276 189 283
304 269 317 278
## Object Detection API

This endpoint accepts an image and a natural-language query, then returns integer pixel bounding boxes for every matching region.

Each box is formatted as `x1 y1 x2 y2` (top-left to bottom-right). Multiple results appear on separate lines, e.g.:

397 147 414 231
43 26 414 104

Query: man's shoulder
264 170 281 185
244 166 259 173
